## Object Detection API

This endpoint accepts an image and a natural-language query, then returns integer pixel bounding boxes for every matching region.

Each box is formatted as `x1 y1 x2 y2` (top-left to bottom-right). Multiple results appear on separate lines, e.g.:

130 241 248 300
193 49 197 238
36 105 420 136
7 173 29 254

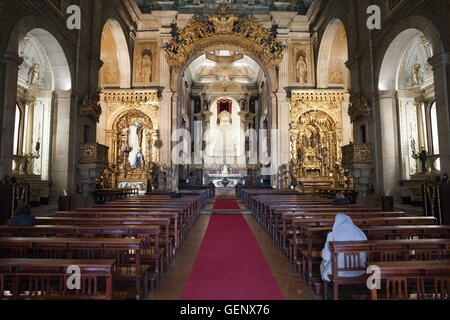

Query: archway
317 19 350 89
99 19 131 89
163 7 284 190
377 22 444 198
97 19 132 146
4 21 72 202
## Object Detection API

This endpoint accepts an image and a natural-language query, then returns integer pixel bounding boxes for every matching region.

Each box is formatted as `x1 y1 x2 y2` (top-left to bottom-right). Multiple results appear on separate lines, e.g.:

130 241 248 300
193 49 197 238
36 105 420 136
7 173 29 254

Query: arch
317 18 349 89
6 16 73 90
173 43 276 97
102 19 131 89
378 29 427 90
377 15 444 90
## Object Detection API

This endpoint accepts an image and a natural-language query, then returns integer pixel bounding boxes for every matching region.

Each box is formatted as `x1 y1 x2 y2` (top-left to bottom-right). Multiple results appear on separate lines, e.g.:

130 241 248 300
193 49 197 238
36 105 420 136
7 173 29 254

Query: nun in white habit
320 214 368 282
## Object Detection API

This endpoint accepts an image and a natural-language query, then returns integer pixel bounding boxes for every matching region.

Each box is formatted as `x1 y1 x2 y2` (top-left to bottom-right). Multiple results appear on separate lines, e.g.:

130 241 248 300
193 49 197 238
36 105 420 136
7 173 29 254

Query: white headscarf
332 214 367 242
321 214 368 282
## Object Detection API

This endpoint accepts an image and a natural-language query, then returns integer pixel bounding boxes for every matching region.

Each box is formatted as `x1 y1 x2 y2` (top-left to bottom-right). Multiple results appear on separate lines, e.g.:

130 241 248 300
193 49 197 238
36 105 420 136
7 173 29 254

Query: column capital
53 90 73 100
375 90 397 100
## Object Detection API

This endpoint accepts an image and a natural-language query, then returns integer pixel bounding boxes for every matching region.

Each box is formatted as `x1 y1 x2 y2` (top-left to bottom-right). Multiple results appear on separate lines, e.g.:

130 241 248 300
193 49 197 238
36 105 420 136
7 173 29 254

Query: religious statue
27 59 40 85
297 147 303 163
302 133 309 148
411 63 423 86
296 54 308 84
138 50 153 84
128 122 145 169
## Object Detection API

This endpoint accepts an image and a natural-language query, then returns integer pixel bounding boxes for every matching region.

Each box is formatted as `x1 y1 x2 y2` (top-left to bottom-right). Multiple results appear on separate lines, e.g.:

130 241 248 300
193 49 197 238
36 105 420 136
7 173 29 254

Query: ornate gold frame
163 5 285 70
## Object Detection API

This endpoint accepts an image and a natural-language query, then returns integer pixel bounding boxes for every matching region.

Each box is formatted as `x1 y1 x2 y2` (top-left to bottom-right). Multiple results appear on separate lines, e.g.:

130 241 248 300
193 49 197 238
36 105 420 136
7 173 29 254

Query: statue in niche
302 133 309 148
28 59 40 86
138 50 153 84
411 63 423 86
296 52 308 84
128 122 146 169
310 131 319 149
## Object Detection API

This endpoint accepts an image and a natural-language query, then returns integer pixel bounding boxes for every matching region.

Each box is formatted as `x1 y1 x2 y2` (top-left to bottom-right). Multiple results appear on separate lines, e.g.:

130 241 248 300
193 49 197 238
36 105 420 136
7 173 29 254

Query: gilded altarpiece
289 90 349 188
101 90 161 190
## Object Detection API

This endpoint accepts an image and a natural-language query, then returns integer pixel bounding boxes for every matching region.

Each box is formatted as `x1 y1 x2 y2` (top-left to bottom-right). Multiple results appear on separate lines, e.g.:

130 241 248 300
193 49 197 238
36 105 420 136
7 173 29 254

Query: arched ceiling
186 53 263 86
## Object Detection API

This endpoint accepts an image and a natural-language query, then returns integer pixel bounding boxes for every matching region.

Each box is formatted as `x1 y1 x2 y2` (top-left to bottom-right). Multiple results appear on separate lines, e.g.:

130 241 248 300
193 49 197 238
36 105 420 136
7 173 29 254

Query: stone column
24 100 35 155
0 53 23 177
428 52 450 174
276 29 290 181
238 111 248 167
414 100 427 150
51 90 73 197
373 90 401 198
159 27 173 167
151 129 160 163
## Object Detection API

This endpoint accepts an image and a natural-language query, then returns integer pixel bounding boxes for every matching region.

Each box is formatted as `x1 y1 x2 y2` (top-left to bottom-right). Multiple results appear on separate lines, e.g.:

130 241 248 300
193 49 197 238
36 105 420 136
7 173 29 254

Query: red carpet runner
182 214 284 300
212 201 240 210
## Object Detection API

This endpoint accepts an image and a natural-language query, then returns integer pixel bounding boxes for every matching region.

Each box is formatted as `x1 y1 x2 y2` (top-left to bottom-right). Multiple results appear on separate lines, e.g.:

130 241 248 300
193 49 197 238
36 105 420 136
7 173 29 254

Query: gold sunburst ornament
163 5 285 70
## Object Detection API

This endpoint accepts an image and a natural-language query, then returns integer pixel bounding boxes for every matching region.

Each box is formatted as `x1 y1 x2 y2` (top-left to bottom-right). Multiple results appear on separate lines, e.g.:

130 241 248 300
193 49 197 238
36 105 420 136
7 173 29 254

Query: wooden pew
0 259 117 300
296 224 450 288
55 211 180 250
282 212 407 259
0 237 150 299
328 239 450 300
78 207 188 238
368 260 450 300
0 224 165 280
276 211 409 249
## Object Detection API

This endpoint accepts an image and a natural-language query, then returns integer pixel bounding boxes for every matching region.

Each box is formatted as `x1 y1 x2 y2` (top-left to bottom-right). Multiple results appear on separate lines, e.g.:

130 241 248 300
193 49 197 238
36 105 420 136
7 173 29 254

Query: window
430 101 440 170
13 104 21 155
421 103 428 152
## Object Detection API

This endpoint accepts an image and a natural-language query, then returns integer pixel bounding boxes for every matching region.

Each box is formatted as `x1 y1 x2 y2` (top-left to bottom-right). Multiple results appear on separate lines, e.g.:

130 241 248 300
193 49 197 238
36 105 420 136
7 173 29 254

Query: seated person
7 203 36 226
332 192 350 205
320 214 367 282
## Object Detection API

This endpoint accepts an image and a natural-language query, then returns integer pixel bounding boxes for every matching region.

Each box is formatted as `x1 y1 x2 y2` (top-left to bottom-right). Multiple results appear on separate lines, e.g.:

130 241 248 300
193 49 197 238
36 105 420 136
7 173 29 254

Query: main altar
206 165 246 188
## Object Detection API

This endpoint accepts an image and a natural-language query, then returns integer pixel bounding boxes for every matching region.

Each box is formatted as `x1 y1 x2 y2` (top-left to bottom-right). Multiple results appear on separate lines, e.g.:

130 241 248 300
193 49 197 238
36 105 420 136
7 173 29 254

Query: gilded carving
163 5 284 70
342 144 373 166
102 89 160 129
348 91 372 123
79 90 102 122
289 90 349 187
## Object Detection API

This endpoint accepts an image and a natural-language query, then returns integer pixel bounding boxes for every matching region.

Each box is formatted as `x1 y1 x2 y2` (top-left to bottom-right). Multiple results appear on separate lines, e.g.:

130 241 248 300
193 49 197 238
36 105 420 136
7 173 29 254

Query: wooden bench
0 259 117 300
0 237 151 299
328 239 450 300
367 260 450 300
277 211 408 250
296 224 450 287
0 224 165 280
55 211 181 249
